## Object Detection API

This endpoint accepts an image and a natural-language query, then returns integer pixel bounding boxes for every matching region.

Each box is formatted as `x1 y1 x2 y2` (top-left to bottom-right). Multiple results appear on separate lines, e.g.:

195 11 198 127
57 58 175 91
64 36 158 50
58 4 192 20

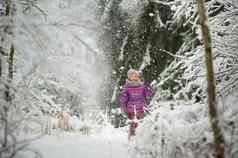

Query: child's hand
120 106 127 114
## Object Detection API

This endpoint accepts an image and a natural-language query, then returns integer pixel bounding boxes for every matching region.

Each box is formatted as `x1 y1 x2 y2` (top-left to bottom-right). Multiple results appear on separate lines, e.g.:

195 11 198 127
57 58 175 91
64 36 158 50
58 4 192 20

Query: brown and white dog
57 111 71 131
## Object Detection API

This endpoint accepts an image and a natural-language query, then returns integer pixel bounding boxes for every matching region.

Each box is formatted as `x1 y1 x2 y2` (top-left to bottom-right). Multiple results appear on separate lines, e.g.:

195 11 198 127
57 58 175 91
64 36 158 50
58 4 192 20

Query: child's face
130 73 140 81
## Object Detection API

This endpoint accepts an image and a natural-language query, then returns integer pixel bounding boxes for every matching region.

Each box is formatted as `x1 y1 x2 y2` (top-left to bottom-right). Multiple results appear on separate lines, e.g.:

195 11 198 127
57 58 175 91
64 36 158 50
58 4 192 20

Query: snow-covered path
21 127 131 158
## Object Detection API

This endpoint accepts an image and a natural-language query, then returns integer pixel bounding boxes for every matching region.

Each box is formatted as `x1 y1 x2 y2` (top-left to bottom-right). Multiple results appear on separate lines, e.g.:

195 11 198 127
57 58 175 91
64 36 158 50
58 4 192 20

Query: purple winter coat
119 80 152 113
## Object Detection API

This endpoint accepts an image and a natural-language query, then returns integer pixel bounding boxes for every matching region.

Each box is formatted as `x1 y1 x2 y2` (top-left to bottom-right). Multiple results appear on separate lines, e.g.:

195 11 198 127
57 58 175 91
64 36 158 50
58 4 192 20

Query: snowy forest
0 0 238 158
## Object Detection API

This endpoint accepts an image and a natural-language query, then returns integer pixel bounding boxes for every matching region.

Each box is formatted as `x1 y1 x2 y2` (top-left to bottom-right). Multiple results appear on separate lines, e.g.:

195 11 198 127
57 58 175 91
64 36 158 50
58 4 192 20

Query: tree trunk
3 44 14 151
5 44 14 102
2 0 15 150
0 58 2 77
196 1 225 158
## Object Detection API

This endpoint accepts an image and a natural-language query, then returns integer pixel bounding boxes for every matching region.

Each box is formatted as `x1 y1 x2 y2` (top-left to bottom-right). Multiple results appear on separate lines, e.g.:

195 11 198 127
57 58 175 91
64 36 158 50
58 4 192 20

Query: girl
119 69 152 138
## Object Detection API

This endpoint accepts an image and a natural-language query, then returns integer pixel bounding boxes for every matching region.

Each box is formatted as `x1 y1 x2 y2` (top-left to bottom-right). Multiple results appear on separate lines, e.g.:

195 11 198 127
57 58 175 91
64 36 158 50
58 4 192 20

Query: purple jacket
119 80 152 113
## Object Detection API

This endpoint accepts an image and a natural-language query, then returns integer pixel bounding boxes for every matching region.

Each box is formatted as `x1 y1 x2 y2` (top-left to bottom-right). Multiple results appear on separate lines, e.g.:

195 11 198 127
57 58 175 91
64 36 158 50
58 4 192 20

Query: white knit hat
127 69 139 79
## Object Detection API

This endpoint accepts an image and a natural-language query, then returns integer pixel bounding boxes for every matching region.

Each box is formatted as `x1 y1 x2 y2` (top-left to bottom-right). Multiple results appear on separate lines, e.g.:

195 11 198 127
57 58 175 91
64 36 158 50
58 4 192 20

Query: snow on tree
1 0 111 157
130 0 238 158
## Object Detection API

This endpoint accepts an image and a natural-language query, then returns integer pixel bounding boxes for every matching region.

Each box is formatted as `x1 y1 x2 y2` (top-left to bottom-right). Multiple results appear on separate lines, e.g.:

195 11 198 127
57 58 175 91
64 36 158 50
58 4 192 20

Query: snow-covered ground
18 127 131 158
